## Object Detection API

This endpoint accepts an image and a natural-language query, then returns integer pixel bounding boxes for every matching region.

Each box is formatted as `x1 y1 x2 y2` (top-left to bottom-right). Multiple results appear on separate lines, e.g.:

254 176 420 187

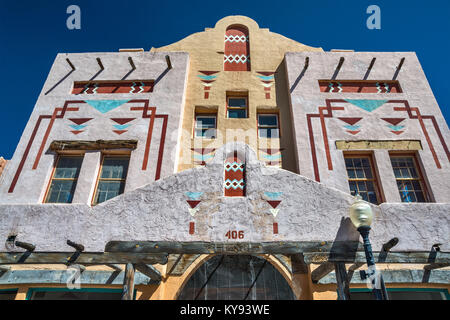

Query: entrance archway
177 255 295 300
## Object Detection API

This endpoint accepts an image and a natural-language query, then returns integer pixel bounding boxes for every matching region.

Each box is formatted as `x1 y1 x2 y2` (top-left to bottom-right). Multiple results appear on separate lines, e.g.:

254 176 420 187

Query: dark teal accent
347 288 449 300
25 287 136 300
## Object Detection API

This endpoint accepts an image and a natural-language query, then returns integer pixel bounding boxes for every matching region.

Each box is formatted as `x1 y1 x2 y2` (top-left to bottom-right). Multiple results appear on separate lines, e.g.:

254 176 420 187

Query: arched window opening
177 255 295 300
224 25 250 71
224 151 246 196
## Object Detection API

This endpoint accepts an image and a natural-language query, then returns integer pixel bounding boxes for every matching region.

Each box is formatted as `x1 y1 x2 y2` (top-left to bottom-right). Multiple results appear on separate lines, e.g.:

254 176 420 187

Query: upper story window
224 25 250 71
227 96 248 118
92 155 130 205
195 114 217 139
344 154 381 204
390 154 429 202
258 114 279 138
45 155 83 203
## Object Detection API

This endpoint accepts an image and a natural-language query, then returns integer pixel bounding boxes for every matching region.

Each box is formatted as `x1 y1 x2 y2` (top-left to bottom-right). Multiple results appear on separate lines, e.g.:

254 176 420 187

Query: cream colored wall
152 16 322 172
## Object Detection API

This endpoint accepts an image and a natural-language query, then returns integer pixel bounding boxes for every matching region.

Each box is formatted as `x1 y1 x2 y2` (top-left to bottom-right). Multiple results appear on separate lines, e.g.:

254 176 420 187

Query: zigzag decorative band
224 55 250 64
224 179 245 190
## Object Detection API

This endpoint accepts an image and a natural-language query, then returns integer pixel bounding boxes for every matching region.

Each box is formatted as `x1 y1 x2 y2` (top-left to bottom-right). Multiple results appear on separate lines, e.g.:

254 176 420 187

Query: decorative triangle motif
187 200 201 209
111 118 135 125
69 118 93 125
345 99 388 112
188 208 198 217
338 117 362 126
270 208 279 218
85 100 129 114
71 130 84 135
186 192 203 200
381 118 405 126
346 130 361 135
391 131 404 135
267 200 281 209
113 130 127 135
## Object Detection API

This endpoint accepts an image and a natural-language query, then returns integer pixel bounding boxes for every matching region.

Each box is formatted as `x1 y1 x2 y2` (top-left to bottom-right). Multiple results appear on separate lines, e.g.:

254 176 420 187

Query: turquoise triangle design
85 100 130 114
345 100 388 112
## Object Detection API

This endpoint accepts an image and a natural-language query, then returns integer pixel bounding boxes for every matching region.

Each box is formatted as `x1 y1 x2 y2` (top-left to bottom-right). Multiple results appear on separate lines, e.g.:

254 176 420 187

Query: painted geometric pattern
192 148 216 165
111 118 135 135
225 162 245 172
345 99 388 112
224 179 245 190
224 26 250 71
68 118 92 135
319 80 402 93
263 191 283 233
198 71 219 99
382 118 406 135
224 154 245 196
259 148 282 166
338 117 363 135
256 72 275 99
72 81 154 94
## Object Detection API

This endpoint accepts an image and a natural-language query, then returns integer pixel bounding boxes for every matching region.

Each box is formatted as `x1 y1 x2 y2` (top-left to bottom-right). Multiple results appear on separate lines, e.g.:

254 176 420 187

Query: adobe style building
0 16 449 300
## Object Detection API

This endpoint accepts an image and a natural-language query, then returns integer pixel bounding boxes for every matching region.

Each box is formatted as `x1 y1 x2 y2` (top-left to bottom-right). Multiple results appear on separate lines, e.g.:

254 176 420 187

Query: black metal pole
357 226 388 300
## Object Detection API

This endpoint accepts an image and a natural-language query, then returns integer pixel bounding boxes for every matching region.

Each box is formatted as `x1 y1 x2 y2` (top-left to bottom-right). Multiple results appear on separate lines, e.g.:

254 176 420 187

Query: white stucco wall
0 51 189 204
0 143 448 253
285 51 450 203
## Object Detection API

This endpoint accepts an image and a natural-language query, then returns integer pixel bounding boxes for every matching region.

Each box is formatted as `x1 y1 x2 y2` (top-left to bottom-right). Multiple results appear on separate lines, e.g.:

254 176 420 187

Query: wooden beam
0 252 167 265
304 251 450 264
335 263 351 300
311 262 335 283
135 264 162 282
50 140 138 151
105 240 361 255
122 263 135 300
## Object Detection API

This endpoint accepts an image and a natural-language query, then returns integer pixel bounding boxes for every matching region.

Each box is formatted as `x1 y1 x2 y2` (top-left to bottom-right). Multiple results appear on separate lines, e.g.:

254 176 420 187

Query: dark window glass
344 156 380 204
178 255 295 300
93 156 129 205
0 290 17 300
29 290 122 300
258 115 279 138
350 290 447 300
227 97 247 118
45 156 83 203
390 155 428 203
195 116 216 138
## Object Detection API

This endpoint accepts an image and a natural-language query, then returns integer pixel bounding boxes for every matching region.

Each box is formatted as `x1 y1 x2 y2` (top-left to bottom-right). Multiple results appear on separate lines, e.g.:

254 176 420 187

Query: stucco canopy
0 143 448 253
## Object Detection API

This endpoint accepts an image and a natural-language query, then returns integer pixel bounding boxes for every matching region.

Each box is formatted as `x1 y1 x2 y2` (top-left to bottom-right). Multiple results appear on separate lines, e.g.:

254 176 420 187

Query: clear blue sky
0 0 449 159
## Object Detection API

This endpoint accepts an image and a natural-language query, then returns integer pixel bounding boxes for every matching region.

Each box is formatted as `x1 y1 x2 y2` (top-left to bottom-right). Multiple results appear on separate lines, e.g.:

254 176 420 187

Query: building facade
0 16 449 300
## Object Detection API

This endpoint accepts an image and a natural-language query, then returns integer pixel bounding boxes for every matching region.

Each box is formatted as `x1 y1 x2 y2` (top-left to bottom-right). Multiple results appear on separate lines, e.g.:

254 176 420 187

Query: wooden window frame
227 96 248 119
43 154 84 204
257 113 280 138
389 152 430 203
343 152 384 204
91 154 130 206
194 113 217 139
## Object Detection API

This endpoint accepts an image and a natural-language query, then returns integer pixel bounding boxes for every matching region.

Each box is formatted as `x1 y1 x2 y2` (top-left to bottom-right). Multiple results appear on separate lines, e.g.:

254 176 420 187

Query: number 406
225 230 244 239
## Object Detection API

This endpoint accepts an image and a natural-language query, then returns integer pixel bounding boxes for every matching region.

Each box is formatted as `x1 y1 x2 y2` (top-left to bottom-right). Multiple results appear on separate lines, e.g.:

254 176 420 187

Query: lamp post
349 195 388 300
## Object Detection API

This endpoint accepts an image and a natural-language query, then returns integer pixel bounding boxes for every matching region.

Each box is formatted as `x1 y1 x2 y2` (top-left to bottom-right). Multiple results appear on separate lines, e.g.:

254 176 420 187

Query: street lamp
349 195 388 300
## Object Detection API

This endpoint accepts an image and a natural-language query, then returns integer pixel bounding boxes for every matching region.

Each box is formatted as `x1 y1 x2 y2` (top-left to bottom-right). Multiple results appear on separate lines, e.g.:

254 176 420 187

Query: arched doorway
177 255 295 300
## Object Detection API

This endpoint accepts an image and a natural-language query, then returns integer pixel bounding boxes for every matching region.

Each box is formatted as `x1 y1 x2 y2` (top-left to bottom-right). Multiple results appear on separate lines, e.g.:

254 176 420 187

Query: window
349 289 448 300
390 154 428 202
227 97 248 118
45 155 83 203
195 114 216 138
92 156 130 205
27 288 123 300
258 114 279 138
0 289 17 300
344 155 381 204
